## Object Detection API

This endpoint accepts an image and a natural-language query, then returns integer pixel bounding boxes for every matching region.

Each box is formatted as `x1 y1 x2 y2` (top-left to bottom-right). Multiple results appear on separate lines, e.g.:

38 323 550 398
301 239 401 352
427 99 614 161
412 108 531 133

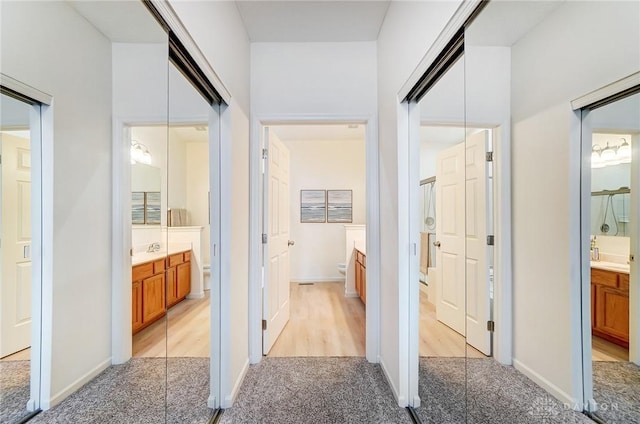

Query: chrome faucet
147 242 161 253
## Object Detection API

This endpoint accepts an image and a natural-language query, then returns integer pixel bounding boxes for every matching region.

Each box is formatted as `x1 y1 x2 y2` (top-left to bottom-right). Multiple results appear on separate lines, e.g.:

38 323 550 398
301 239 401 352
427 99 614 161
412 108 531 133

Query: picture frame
300 189 326 223
327 190 353 223
132 192 145 225
145 192 161 225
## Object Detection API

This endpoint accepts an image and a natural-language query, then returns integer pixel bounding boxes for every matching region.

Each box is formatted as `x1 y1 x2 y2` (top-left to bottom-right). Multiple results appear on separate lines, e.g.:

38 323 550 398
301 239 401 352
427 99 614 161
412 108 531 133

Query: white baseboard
379 356 405 407
223 358 249 408
187 291 205 299
290 277 344 283
207 395 217 409
345 290 359 297
44 357 112 409
513 359 577 407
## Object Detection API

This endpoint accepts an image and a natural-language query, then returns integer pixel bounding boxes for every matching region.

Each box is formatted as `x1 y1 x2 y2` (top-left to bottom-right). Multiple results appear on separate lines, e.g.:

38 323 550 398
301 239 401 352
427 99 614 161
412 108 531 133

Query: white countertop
591 260 630 274
132 244 191 266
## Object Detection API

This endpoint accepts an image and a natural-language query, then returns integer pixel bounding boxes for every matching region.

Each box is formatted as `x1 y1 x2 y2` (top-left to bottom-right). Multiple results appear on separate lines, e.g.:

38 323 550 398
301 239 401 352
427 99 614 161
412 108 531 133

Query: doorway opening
261 124 367 357
580 88 639 423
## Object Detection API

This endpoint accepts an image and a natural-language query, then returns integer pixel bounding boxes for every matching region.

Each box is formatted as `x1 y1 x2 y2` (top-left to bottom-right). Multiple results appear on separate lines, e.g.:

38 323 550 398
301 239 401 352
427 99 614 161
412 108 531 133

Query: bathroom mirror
132 163 161 193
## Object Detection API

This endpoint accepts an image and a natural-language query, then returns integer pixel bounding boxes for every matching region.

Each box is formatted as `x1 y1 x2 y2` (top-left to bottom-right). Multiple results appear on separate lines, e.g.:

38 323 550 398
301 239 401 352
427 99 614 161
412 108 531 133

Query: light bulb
600 143 616 162
617 138 631 159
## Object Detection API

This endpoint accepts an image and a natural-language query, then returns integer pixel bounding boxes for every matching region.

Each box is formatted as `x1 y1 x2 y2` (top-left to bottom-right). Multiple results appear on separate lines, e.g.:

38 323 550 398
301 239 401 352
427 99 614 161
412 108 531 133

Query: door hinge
262 319 267 330
262 233 267 244
262 148 268 159
487 235 495 246
487 320 495 332
486 152 493 162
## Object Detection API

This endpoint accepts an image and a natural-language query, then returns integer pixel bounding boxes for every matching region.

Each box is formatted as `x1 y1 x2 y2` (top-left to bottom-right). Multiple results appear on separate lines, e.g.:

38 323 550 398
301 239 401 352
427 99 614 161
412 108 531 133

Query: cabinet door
355 261 361 294
591 284 596 329
143 273 166 323
166 266 178 308
361 264 366 305
595 285 629 343
177 262 191 300
132 281 143 333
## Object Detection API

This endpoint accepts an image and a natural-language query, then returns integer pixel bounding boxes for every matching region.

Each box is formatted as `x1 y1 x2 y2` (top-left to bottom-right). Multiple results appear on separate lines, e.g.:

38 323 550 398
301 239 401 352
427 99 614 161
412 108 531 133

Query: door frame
0 73 53 412
403 99 513 407
249 114 380 364
572 72 640 413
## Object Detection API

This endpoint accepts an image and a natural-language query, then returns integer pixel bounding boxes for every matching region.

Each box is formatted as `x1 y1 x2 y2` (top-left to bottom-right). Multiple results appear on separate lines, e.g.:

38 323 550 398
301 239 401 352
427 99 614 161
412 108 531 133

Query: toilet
337 263 346 276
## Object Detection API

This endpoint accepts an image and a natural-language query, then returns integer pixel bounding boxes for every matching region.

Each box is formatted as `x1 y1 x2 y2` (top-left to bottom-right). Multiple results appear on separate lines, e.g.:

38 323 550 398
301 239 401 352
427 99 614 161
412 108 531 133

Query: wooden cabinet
132 281 143 333
591 268 629 348
355 249 366 305
166 252 191 308
132 250 191 334
142 273 166 323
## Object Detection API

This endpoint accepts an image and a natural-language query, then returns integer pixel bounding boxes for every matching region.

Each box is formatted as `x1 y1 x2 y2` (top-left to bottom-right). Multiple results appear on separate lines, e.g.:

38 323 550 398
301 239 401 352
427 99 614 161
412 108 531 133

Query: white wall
510 0 640 405
168 0 251 407
186 142 211 265
1 1 113 407
251 42 377 117
376 0 462 405
281 136 366 282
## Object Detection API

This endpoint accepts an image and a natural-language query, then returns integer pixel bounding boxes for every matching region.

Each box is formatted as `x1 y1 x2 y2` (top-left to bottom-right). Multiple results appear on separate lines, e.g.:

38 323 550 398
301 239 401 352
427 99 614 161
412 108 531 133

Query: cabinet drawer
168 253 184 268
591 268 618 288
619 273 629 291
153 259 165 275
184 251 191 262
132 262 154 282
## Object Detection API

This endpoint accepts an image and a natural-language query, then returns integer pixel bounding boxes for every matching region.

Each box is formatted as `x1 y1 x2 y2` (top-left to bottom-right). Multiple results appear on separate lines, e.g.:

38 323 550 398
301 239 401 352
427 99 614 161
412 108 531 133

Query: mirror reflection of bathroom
261 124 366 358
0 91 38 424
585 90 639 423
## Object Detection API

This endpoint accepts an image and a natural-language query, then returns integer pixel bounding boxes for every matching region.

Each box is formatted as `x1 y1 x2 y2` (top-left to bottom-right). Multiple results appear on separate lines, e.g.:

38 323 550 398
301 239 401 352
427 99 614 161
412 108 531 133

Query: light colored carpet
30 357 212 424
219 357 411 424
0 360 30 424
417 358 594 424
593 361 640 423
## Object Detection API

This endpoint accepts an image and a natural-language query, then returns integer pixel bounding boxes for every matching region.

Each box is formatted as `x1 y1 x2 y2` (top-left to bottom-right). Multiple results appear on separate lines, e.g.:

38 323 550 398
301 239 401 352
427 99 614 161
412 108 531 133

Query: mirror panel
415 52 468 422
165 61 214 421
584 91 639 423
0 91 38 424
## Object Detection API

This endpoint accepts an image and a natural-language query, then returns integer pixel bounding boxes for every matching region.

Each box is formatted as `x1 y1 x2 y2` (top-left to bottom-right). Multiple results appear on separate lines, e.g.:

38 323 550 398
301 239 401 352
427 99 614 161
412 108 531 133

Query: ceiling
67 0 166 43
235 1 391 42
466 1 564 47
270 124 365 142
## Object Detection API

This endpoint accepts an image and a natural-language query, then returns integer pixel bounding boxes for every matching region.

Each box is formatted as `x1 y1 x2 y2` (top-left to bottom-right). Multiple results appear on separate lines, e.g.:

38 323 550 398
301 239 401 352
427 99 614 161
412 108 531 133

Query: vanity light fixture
591 137 632 168
131 141 152 165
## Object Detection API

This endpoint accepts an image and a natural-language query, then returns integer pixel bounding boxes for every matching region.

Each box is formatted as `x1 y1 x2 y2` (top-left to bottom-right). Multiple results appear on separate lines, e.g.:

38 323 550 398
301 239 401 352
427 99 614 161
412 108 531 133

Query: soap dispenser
591 236 599 261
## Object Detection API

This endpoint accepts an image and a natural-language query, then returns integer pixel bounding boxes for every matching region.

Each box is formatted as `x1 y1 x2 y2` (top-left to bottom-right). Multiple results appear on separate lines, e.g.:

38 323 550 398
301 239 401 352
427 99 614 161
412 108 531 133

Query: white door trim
403 104 513 407
0 75 53 411
248 113 380 364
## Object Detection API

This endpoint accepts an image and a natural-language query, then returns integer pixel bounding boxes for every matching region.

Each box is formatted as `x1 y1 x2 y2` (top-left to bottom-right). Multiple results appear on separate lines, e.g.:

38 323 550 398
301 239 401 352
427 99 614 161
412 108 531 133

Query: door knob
433 241 441 248
288 240 295 246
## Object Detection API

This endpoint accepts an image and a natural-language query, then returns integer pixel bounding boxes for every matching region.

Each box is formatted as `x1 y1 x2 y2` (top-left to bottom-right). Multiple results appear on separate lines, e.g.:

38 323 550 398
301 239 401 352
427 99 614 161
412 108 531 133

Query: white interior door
0 132 32 358
435 142 466 335
465 130 491 355
262 128 291 354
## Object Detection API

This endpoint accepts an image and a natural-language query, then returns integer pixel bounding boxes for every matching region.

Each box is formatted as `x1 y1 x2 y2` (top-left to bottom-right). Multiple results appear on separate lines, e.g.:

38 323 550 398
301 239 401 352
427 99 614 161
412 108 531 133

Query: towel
168 208 188 226
420 232 430 275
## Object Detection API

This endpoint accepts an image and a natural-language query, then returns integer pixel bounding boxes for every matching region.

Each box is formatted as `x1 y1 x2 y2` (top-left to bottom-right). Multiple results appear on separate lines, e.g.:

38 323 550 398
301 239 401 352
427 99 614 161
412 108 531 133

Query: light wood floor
268 282 366 357
0 347 30 361
133 292 210 358
592 335 628 362
419 289 486 358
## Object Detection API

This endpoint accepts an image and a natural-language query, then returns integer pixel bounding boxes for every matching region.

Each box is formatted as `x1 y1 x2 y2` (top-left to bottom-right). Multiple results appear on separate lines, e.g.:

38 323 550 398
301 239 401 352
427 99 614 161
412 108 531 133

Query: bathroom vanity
591 264 629 348
355 248 366 305
132 249 191 334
